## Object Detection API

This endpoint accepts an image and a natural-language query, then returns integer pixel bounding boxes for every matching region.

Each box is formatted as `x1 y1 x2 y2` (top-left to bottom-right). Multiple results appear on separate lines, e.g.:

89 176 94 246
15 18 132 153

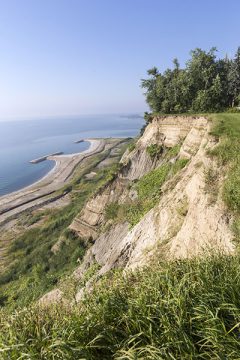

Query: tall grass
1 253 240 359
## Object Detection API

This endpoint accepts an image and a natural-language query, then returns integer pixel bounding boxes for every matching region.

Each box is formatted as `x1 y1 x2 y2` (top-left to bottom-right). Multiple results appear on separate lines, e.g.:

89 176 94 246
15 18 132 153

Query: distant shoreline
0 138 106 224
0 139 98 201
0 114 143 197
0 141 91 199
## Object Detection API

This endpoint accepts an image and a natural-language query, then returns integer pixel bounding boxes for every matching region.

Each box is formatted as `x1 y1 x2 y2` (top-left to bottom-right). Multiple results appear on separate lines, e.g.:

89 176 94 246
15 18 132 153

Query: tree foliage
141 47 240 113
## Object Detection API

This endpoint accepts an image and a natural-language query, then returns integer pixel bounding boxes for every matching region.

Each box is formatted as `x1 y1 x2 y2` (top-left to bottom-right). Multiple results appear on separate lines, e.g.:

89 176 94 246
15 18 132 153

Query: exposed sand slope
69 116 234 303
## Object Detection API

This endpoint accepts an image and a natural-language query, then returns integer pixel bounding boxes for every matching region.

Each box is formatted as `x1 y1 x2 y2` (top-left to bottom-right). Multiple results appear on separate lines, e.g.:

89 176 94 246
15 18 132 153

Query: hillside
0 113 240 359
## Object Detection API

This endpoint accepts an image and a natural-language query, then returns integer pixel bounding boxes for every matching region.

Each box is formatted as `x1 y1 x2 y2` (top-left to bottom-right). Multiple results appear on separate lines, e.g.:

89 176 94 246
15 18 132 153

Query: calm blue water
0 114 143 196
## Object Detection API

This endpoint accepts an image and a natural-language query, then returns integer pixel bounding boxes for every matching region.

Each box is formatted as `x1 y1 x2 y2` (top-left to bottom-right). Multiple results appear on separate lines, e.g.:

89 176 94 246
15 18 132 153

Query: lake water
0 114 144 196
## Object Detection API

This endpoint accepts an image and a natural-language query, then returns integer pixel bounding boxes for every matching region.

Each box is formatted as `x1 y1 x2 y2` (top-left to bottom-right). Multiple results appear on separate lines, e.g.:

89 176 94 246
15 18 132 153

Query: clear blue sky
0 0 239 119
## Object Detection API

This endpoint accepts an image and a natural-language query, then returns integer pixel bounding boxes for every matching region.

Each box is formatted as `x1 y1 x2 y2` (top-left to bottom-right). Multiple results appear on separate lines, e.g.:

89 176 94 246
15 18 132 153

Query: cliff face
40 116 235 304
70 116 208 238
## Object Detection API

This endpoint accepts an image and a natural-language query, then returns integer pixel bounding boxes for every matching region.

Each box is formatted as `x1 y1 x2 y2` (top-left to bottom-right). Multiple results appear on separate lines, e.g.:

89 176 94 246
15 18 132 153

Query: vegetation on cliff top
142 47 240 114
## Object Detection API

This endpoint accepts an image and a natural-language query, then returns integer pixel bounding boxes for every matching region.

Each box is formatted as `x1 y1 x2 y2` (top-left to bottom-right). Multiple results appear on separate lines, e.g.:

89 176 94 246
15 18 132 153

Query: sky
0 0 239 120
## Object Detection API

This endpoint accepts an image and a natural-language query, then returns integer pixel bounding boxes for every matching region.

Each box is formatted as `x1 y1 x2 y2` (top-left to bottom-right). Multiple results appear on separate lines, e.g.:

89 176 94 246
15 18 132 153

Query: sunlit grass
1 253 240 359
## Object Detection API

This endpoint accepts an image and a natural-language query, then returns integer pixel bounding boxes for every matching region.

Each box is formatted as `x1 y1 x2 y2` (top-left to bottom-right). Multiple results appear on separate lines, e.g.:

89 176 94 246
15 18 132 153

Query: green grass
1 253 240 359
126 158 188 225
105 153 189 227
208 113 240 241
128 142 136 153
165 144 181 159
146 144 163 159
136 163 170 200
19 210 48 226
105 202 121 220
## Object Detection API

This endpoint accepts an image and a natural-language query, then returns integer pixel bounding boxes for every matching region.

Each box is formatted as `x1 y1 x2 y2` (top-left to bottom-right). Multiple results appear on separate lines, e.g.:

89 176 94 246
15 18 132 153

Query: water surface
0 114 143 196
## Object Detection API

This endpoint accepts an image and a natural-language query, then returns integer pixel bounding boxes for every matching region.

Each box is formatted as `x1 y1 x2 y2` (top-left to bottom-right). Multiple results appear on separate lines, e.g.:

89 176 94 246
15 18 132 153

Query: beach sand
0 138 105 224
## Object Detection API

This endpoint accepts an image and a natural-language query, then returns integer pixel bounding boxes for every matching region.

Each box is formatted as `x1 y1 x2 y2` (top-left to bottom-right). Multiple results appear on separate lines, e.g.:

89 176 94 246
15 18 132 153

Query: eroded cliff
40 116 235 304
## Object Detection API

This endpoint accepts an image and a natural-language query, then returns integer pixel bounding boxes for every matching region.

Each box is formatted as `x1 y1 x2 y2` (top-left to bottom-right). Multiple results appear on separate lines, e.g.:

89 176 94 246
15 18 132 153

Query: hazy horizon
0 0 239 120
0 111 144 122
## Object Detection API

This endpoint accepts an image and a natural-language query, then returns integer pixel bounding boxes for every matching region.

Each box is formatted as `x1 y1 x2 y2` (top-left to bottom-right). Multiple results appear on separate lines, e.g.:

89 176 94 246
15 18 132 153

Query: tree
228 47 240 107
141 46 240 114
141 67 162 112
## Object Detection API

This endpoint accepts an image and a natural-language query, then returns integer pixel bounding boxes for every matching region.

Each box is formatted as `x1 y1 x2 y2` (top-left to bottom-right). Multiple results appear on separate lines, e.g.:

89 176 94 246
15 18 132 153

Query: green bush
105 202 120 220
146 144 163 159
165 144 181 159
136 163 170 200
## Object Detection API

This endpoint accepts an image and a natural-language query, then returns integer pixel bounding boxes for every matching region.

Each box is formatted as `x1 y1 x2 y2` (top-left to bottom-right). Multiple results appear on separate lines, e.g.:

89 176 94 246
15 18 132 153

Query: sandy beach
0 138 106 224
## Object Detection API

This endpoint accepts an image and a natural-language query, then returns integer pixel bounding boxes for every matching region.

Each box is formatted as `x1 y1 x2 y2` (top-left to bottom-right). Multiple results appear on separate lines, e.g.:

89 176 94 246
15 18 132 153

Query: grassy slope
105 145 188 227
2 254 240 359
209 113 240 241
0 142 129 310
0 114 240 359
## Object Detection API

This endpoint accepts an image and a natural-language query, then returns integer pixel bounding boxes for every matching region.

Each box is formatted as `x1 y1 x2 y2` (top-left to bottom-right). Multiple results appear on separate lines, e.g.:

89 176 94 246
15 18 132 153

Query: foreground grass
1 253 240 359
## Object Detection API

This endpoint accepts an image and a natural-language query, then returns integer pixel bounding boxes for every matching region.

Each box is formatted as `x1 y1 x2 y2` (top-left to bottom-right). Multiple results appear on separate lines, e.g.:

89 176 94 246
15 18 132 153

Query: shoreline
0 138 106 224
0 139 96 201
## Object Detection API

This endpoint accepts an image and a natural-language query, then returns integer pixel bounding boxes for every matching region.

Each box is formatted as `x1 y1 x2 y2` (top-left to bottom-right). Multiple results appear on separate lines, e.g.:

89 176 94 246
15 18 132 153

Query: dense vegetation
1 253 240 359
142 47 240 114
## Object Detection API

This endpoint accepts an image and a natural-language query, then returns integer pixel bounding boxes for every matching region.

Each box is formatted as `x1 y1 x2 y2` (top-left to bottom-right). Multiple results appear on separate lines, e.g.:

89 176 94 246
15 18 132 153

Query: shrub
123 159 189 227
146 144 163 159
136 163 170 200
105 202 120 220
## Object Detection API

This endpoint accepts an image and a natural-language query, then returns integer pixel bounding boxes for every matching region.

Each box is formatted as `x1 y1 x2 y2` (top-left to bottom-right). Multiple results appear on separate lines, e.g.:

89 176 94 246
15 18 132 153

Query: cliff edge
40 116 235 304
